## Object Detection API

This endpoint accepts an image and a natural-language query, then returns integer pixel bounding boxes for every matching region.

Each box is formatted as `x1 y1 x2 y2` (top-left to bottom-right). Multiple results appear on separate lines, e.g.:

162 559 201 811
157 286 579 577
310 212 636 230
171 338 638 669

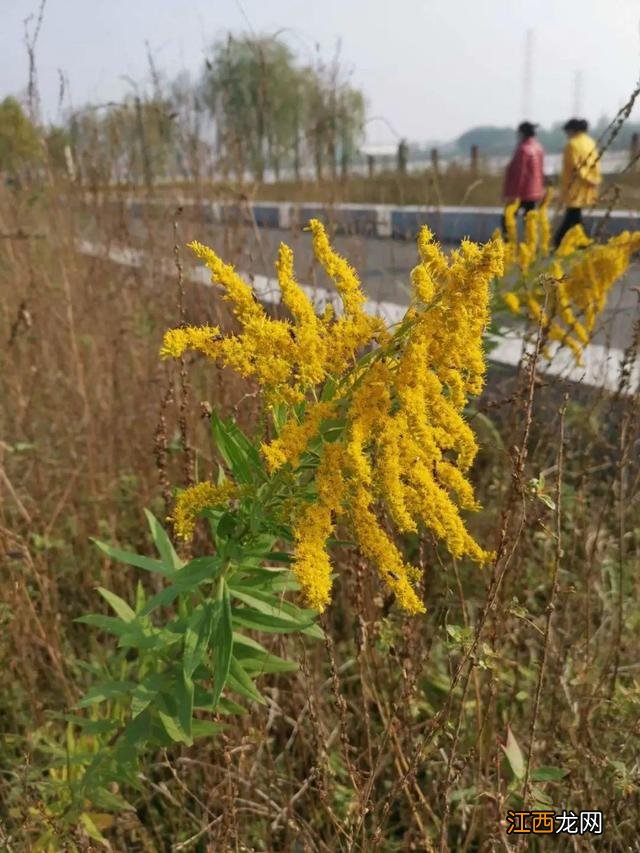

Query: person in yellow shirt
554 118 601 248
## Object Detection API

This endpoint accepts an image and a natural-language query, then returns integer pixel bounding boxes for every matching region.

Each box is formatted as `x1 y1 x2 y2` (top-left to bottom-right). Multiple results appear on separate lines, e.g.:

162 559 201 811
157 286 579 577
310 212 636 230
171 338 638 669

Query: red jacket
503 137 545 202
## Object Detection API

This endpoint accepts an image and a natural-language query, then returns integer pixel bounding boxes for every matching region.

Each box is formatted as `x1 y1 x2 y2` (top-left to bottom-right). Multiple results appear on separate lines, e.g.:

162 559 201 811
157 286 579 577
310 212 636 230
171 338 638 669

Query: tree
201 35 300 182
201 33 367 183
0 97 42 176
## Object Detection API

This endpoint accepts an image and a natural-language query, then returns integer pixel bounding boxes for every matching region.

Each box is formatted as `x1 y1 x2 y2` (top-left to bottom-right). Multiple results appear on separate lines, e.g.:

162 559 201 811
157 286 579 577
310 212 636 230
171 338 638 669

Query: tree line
0 33 367 188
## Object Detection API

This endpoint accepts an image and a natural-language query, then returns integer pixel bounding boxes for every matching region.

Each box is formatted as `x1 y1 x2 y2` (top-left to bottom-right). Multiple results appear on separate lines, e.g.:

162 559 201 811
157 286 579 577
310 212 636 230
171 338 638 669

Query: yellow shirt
560 132 601 207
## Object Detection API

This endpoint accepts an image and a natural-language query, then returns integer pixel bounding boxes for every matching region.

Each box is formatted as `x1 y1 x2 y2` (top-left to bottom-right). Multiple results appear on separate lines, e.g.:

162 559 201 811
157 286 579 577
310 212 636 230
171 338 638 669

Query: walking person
553 118 601 248
502 121 545 236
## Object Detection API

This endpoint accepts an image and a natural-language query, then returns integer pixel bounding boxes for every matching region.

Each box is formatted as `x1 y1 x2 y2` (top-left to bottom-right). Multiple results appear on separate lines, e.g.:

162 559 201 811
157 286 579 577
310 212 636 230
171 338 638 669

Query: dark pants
501 200 537 237
553 207 582 248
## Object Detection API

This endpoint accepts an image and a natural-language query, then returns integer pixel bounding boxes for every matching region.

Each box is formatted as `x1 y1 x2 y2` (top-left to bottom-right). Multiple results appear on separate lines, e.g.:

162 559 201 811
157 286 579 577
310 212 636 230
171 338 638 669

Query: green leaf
144 508 182 571
235 648 298 674
75 614 131 637
501 726 525 780
97 587 135 623
76 681 135 709
191 719 225 738
231 567 298 593
211 410 253 484
531 766 569 782
90 786 135 812
184 602 218 679
229 587 311 626
93 539 172 578
232 632 270 653
211 586 233 708
231 586 323 638
231 607 310 635
216 511 238 541
212 411 265 481
174 556 223 590
531 785 553 808
120 708 153 750
135 581 146 613
158 674 194 745
137 584 180 618
193 687 246 715
228 656 267 705
79 812 110 846
130 673 167 718
63 715 119 736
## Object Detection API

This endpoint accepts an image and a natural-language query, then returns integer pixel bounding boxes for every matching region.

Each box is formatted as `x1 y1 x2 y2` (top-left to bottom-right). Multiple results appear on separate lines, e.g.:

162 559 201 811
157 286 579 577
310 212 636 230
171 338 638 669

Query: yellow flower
538 190 553 257
189 240 264 325
350 486 425 614
160 325 221 359
276 242 327 387
291 442 348 612
171 480 237 541
308 218 386 373
556 225 591 257
524 209 539 255
261 400 336 473
172 223 509 615
503 291 521 314
504 199 520 245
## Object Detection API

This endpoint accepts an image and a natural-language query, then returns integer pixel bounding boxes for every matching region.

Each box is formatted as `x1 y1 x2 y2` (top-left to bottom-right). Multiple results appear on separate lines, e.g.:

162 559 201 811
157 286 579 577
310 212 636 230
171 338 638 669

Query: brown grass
1 178 640 850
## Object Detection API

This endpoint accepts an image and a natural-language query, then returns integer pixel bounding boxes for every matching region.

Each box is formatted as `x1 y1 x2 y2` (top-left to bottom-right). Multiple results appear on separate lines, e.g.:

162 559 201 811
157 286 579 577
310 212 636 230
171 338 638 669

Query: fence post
397 139 408 175
470 144 479 176
430 147 439 174
367 154 375 179
630 132 639 168
134 96 153 191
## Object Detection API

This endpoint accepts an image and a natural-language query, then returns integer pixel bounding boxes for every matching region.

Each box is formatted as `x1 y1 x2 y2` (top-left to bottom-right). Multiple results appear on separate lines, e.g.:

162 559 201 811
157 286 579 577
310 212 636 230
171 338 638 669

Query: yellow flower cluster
164 222 502 615
264 227 502 614
498 193 640 360
172 480 237 541
161 221 384 406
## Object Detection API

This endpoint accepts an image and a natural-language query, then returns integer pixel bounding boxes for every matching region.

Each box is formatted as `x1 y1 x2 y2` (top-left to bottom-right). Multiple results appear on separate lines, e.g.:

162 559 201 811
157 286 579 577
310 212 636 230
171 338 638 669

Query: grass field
113 163 640 210
1 178 640 851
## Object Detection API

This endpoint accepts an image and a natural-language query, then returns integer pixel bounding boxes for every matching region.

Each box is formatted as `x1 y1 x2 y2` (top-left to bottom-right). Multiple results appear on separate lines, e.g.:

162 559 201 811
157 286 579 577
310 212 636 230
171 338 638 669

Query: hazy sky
3 0 640 143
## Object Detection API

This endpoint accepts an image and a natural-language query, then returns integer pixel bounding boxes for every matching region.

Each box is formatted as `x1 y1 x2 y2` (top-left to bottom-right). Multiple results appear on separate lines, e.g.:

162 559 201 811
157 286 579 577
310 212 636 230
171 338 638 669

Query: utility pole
522 28 533 119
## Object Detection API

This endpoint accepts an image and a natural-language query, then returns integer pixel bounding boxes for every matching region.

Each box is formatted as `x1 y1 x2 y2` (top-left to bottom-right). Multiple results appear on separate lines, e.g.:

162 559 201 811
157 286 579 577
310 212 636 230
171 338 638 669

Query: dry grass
110 162 640 210
1 178 640 851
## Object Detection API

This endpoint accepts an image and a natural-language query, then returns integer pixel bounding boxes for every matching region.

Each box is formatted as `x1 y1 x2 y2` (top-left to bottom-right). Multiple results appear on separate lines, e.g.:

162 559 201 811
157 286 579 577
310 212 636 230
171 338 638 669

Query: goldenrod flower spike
306 218 386 374
503 292 521 315
524 209 539 255
275 242 327 387
160 324 221 359
261 400 336 473
539 190 553 257
171 223 508 616
172 480 237 541
188 240 264 325
504 199 520 245
308 219 366 317
291 442 348 611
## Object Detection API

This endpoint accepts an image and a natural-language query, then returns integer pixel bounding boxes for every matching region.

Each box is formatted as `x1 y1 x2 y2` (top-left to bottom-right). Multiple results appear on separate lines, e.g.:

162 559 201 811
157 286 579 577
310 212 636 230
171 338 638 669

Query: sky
3 0 640 144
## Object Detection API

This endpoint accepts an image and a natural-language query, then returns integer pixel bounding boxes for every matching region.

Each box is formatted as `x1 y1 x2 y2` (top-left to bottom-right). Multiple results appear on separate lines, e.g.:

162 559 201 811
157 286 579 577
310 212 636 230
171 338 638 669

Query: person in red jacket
501 121 545 235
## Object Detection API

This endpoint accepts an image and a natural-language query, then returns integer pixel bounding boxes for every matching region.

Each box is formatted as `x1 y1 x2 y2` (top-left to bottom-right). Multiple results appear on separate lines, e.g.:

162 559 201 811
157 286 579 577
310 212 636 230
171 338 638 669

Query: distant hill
406 119 640 161
453 120 640 157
